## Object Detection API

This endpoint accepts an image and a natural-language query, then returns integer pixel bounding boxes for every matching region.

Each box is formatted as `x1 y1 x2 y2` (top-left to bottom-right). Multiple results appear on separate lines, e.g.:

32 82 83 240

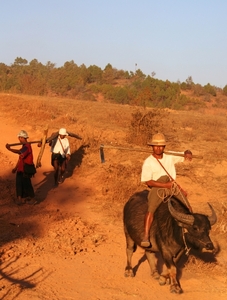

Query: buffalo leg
159 264 170 286
124 229 136 277
145 250 159 279
168 265 182 294
160 260 182 294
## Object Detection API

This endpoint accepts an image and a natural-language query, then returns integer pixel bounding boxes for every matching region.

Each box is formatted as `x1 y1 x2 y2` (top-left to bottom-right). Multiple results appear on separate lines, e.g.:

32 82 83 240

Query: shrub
223 85 227 96
203 83 216 96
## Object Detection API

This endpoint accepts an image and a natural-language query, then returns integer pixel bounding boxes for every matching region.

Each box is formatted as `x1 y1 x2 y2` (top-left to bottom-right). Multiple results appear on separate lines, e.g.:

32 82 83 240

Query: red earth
0 94 227 300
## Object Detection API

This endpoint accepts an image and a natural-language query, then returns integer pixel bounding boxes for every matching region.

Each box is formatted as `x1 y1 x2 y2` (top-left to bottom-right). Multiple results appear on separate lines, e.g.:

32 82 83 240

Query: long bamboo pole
100 144 203 163
7 141 42 147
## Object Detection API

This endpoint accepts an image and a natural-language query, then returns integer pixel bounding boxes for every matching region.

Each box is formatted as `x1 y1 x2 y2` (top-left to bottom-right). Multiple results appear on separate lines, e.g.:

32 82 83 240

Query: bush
203 83 216 96
126 109 174 146
223 85 227 96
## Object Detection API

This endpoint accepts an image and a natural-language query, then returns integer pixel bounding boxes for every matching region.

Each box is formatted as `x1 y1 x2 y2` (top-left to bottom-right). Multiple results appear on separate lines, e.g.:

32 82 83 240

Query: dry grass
1 92 227 237
2 92 227 297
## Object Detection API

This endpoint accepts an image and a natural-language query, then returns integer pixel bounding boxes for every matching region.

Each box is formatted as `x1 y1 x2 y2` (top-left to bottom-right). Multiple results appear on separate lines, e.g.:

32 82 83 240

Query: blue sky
1 0 227 87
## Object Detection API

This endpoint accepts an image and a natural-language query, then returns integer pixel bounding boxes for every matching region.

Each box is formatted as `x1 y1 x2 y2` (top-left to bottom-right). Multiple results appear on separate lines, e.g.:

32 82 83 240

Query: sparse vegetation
126 109 176 146
1 93 227 298
0 58 224 110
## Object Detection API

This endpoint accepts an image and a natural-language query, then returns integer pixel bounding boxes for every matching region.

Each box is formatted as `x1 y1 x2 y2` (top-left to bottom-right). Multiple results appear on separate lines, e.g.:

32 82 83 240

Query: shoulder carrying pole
7 141 42 147
99 144 203 163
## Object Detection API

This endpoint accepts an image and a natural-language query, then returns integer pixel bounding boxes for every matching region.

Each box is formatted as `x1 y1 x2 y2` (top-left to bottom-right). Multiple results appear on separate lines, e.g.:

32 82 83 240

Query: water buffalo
123 190 217 294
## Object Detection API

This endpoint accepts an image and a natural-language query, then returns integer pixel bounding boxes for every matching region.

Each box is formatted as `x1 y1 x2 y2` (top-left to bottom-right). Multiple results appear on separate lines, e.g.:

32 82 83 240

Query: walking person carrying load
37 127 82 186
49 128 71 186
5 130 37 205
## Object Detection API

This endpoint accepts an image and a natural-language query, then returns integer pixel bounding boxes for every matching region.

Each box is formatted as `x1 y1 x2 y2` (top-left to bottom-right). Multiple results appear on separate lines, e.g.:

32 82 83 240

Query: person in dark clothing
49 128 71 186
6 130 36 205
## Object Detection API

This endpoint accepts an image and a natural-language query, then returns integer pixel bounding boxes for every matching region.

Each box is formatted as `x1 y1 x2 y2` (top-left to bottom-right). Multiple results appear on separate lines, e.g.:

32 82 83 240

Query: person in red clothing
5 130 36 205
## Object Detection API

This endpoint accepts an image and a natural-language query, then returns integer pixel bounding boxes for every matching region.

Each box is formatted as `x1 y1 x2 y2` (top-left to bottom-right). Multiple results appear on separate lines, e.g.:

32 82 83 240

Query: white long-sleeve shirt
51 137 71 157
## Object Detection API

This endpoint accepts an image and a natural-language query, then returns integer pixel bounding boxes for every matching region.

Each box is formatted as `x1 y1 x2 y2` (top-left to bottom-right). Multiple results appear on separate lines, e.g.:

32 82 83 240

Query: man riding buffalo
140 132 193 247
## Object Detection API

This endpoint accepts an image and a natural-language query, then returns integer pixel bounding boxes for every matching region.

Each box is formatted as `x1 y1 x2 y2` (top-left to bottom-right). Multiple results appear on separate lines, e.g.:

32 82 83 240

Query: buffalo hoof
159 275 167 286
170 284 183 294
151 271 160 280
124 268 134 277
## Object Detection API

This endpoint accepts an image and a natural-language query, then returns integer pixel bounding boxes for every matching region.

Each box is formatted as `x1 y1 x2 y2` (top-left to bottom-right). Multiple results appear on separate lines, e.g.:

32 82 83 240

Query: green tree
185 76 194 90
203 83 216 96
0 63 9 91
135 68 146 79
87 65 102 83
192 84 205 96
114 87 129 104
103 63 116 83
13 57 28 66
223 85 227 96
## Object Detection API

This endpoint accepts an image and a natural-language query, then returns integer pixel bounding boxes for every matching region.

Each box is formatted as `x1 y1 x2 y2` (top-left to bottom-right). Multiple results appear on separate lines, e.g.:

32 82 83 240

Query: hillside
0 93 227 299
1 59 227 110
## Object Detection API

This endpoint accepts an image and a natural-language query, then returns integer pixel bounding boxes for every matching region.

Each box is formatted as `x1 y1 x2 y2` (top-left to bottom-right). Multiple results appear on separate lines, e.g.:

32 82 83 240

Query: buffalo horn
168 199 194 225
207 202 217 226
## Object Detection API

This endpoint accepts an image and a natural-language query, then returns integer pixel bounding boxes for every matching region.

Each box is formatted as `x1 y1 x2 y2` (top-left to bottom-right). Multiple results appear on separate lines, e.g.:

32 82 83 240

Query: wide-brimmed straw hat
147 133 166 146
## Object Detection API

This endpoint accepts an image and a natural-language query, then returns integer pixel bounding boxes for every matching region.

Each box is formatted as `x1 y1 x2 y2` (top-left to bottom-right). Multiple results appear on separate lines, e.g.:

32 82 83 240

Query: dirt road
0 96 227 299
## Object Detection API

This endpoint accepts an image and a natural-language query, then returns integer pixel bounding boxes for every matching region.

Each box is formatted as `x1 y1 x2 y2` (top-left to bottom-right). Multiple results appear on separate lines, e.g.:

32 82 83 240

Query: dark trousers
51 153 66 167
16 172 35 198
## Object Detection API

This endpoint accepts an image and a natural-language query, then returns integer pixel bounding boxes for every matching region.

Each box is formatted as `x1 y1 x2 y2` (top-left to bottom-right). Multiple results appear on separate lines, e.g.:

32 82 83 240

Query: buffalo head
168 199 217 227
